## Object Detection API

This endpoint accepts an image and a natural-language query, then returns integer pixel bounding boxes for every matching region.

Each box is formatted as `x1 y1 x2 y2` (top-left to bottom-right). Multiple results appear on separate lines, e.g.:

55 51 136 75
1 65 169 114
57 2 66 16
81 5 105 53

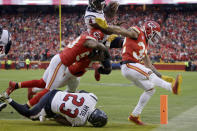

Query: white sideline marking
80 82 134 87
152 105 197 131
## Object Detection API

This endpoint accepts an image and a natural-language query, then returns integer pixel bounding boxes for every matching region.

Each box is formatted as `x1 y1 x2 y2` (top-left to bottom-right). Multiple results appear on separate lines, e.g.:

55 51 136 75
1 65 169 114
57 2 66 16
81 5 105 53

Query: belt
120 60 136 65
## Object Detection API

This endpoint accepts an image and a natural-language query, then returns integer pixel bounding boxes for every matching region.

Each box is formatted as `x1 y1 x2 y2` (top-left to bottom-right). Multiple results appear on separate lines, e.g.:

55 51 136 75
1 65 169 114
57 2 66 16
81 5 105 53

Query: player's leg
27 54 67 107
27 89 49 108
6 78 46 96
0 90 58 119
121 63 155 125
44 55 67 91
150 73 182 94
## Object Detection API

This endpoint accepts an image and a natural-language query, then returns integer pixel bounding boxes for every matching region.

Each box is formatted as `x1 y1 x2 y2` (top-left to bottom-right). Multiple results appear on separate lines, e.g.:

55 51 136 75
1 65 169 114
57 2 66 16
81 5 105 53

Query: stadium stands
0 5 196 64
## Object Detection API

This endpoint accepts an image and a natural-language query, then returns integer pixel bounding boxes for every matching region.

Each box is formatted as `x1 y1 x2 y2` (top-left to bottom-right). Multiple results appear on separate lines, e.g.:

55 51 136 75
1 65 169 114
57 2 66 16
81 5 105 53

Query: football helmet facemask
89 0 106 11
88 108 108 127
143 21 161 45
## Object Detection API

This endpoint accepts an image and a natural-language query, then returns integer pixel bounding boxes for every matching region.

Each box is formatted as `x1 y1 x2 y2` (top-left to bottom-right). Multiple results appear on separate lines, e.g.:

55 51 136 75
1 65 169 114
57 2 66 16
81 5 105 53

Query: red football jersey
121 26 148 63
68 59 91 77
60 34 96 66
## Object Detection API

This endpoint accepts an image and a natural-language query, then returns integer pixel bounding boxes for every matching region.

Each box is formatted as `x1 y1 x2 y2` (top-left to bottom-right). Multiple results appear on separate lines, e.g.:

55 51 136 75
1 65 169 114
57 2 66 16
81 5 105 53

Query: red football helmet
89 28 104 42
143 21 161 45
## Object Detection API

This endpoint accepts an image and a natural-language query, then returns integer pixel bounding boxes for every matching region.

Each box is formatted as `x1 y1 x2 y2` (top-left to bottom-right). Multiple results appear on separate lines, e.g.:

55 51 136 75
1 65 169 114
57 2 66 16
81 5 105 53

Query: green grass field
0 69 197 131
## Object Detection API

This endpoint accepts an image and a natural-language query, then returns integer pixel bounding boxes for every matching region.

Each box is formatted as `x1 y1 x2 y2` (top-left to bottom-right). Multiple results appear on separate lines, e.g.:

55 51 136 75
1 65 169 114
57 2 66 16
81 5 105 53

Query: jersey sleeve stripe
126 63 149 78
84 15 96 19
90 94 98 102
47 62 62 90
86 36 97 41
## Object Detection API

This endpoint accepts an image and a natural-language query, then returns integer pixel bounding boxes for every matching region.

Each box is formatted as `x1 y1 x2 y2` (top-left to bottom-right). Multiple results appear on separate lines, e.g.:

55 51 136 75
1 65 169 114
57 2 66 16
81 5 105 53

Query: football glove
95 18 108 29
107 34 118 43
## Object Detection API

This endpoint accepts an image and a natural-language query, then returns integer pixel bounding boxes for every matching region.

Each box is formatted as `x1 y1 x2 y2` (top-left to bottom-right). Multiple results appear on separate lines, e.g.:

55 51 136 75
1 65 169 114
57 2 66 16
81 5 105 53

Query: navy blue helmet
88 108 108 127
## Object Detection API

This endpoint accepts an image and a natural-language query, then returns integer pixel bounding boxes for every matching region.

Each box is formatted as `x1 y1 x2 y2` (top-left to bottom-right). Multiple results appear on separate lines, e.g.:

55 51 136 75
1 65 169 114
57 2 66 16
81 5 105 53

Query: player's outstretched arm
91 18 139 39
143 55 162 78
107 25 139 39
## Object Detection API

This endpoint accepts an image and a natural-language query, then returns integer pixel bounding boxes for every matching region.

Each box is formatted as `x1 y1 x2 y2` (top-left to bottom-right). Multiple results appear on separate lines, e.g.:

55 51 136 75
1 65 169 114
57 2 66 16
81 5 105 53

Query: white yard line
152 105 197 131
80 82 134 87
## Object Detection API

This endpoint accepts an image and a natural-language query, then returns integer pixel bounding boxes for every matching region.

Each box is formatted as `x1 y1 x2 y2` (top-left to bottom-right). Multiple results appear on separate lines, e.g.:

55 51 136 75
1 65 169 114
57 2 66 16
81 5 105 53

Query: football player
85 1 140 80
85 0 119 33
0 90 108 127
119 21 182 125
1 29 109 111
0 25 12 58
0 25 12 111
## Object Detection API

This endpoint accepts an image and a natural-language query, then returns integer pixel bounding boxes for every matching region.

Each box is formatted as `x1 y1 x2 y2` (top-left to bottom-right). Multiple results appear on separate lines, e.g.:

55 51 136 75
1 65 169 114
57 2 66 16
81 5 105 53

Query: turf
0 69 197 131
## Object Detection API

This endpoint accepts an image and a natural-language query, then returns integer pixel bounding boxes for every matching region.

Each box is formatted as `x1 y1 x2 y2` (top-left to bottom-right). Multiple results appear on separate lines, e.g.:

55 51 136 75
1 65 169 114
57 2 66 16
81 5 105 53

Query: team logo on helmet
143 21 161 45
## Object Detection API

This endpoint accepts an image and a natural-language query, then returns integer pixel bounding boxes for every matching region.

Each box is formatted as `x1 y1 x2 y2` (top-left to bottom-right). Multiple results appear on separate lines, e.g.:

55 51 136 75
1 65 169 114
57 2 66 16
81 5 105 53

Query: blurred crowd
0 4 196 63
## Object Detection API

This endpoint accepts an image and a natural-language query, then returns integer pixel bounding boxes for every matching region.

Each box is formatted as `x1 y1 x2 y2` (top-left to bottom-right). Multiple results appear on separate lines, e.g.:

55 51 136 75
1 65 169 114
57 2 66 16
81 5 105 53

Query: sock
132 89 155 117
149 73 172 92
20 79 46 88
27 89 49 107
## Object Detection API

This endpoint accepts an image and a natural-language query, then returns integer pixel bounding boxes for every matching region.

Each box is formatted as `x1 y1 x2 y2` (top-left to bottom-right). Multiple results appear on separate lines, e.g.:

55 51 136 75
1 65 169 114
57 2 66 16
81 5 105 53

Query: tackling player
0 25 12 111
0 29 109 111
0 90 107 127
120 21 182 125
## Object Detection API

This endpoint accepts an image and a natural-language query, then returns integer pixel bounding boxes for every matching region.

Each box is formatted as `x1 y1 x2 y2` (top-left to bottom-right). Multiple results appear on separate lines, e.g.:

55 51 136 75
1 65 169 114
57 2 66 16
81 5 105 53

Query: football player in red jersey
2 30 109 110
120 21 182 125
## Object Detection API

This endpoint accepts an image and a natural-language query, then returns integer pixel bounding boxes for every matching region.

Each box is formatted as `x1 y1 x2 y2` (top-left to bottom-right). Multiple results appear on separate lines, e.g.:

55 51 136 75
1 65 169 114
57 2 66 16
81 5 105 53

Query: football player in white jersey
0 25 12 58
0 25 12 111
0 90 107 127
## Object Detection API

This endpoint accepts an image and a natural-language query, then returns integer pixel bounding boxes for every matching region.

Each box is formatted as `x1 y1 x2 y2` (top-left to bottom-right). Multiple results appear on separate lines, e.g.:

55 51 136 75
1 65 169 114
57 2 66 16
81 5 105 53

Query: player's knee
146 88 155 96
39 78 46 88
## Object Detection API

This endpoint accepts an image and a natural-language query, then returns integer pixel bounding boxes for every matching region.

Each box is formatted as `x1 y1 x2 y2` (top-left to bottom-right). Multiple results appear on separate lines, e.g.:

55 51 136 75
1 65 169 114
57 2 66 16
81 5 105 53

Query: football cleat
172 74 182 95
0 102 7 112
128 114 145 125
6 81 17 96
0 92 10 102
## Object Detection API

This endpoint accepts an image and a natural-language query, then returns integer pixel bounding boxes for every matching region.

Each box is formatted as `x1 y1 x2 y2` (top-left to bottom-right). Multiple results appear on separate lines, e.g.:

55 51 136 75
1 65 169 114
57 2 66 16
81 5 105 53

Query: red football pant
27 88 49 107
20 78 46 88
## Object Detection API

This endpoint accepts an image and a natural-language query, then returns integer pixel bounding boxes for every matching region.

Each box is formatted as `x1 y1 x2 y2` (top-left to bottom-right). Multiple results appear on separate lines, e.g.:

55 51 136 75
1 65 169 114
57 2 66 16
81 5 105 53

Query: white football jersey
0 30 11 57
51 91 97 126
84 6 106 33
0 30 11 45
